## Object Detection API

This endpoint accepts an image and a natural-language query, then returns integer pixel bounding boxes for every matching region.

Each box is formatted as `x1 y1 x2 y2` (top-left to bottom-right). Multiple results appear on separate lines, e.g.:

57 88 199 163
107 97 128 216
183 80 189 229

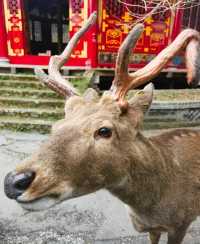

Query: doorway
23 0 69 55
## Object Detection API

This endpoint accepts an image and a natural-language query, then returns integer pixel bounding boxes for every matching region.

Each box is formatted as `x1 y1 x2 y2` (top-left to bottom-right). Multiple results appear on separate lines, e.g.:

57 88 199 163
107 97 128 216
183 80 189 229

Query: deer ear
128 83 154 114
64 96 85 115
83 88 99 102
126 83 153 127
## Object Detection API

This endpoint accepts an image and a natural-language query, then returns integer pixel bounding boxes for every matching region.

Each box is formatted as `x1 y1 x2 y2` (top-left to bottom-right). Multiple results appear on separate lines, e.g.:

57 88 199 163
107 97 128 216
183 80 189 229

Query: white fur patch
17 184 74 211
124 203 134 216
19 197 58 211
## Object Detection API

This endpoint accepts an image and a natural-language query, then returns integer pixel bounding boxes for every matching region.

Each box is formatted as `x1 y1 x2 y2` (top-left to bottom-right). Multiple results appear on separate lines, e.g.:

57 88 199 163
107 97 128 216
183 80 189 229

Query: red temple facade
0 0 200 72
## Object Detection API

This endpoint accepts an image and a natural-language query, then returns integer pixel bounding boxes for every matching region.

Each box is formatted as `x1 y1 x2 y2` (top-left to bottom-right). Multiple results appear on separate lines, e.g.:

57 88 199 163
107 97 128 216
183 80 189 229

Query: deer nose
4 171 35 200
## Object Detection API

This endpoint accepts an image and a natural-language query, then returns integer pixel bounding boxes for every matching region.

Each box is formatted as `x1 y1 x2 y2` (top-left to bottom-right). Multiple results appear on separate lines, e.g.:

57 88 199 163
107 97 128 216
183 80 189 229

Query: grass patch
70 77 90 94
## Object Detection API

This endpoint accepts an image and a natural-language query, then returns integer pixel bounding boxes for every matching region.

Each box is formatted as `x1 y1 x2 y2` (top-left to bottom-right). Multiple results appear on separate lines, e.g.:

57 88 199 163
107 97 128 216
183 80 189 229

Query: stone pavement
0 129 200 244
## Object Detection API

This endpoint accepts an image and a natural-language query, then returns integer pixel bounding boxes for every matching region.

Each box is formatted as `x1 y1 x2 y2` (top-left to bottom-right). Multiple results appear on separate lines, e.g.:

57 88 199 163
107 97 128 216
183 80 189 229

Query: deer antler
111 24 200 105
35 12 97 98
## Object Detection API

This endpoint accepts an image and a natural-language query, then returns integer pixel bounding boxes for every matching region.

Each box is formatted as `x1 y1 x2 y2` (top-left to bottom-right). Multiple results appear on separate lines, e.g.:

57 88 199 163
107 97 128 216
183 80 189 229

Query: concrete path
0 129 200 244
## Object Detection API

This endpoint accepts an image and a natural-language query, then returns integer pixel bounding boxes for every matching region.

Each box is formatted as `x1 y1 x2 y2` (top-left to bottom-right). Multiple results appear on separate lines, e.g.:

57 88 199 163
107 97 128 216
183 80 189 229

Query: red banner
98 0 172 67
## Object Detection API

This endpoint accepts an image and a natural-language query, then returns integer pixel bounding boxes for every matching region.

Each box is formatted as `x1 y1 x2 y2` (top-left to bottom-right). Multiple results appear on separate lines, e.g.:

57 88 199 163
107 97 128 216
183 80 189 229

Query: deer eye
96 127 112 138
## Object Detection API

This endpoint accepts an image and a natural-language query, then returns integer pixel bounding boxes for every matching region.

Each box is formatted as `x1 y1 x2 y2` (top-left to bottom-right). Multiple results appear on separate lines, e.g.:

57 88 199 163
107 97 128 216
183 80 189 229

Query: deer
4 12 200 244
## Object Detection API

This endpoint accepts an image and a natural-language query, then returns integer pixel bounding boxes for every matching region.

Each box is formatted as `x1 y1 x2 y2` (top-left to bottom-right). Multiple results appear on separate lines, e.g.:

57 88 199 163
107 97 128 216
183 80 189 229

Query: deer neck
108 132 168 213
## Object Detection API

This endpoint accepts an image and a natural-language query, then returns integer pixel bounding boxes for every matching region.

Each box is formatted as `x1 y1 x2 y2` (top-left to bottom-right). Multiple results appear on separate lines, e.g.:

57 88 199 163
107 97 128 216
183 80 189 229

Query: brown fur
12 87 200 244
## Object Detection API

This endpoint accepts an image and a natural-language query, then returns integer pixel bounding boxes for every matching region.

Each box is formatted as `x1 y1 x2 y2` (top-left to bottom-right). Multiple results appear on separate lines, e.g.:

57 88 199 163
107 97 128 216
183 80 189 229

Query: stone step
0 73 85 82
143 120 200 130
0 73 89 133
1 115 199 134
0 79 49 90
0 107 64 120
0 73 38 81
0 116 54 133
0 87 62 99
0 96 64 109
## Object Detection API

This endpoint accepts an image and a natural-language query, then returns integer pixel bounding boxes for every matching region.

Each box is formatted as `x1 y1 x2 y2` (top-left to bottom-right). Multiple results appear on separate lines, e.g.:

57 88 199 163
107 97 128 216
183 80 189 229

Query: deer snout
4 171 35 200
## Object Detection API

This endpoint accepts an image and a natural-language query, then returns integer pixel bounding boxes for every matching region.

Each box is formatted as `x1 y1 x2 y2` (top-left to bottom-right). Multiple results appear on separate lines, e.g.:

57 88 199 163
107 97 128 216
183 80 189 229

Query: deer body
109 129 200 238
4 13 200 244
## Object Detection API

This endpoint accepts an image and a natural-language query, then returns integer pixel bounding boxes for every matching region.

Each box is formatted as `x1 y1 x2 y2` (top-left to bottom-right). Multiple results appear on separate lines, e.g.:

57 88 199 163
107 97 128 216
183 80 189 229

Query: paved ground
1 129 200 244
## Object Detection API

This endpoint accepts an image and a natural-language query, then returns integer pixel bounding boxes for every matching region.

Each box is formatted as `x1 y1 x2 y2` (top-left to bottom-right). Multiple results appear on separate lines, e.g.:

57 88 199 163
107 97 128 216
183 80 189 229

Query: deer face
4 87 153 211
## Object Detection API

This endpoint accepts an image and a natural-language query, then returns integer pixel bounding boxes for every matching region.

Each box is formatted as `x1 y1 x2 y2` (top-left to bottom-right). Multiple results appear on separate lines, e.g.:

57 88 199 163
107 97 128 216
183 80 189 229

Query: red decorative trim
171 9 183 40
0 0 9 60
4 0 25 56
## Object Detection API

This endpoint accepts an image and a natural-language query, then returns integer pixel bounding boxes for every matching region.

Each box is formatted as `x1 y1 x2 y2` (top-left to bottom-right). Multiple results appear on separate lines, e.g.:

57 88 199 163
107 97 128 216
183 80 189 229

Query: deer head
4 12 200 211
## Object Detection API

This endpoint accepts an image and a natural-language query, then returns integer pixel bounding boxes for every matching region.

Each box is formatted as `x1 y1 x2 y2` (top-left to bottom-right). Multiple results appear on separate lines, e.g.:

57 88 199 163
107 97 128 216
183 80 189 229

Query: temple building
0 0 200 72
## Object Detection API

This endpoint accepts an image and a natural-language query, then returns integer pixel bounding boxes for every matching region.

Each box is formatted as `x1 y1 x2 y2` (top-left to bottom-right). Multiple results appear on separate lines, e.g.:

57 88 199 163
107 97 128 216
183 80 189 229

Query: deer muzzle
4 171 36 200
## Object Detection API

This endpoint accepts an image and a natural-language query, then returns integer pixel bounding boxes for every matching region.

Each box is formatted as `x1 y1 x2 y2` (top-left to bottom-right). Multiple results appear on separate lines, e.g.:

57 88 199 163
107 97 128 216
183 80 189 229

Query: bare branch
115 0 200 24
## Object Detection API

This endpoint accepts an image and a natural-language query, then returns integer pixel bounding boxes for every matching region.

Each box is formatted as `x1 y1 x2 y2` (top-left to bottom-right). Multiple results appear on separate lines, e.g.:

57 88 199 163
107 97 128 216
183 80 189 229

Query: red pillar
0 0 9 63
88 0 98 68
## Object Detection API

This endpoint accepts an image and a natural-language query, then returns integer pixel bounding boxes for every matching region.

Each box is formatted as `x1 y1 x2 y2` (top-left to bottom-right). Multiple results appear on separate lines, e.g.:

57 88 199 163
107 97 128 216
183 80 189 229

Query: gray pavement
0 129 200 244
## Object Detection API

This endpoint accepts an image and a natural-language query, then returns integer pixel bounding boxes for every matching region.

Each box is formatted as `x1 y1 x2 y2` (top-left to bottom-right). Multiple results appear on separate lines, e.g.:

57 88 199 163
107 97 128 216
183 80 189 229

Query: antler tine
128 29 200 91
113 27 200 103
185 38 200 86
111 24 144 99
35 12 97 98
